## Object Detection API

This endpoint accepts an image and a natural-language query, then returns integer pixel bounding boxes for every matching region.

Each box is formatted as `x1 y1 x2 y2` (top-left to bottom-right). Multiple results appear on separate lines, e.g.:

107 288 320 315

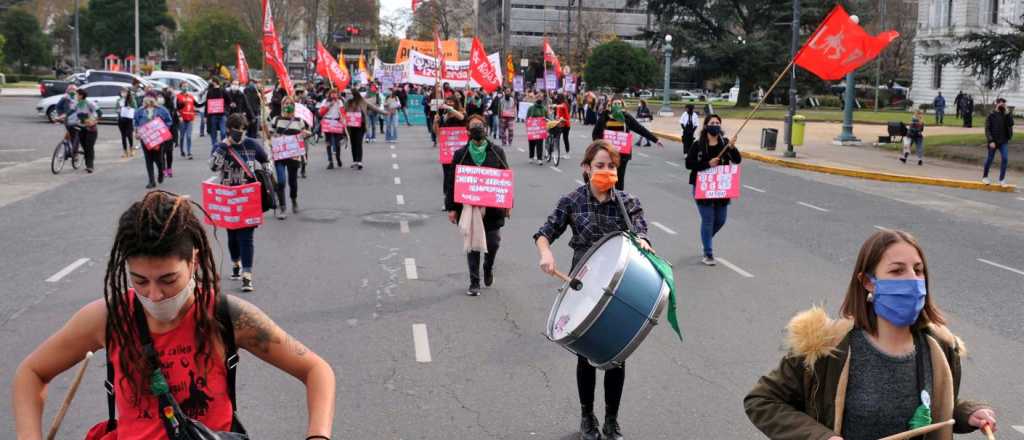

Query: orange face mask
589 169 618 192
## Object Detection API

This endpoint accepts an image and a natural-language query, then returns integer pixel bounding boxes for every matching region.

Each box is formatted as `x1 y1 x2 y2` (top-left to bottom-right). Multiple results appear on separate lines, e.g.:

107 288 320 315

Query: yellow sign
396 39 459 64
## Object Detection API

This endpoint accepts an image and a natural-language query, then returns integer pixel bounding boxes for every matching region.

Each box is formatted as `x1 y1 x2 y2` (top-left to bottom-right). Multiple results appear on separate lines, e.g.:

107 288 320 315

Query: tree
376 8 409 63
0 8 51 73
584 39 658 91
173 9 260 70
229 0 306 53
573 10 616 69
81 0 175 58
407 0 472 40
930 13 1024 91
0 34 6 66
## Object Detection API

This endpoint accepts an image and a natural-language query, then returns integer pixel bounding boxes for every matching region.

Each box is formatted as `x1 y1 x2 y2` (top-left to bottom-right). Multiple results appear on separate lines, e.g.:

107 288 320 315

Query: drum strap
613 191 637 235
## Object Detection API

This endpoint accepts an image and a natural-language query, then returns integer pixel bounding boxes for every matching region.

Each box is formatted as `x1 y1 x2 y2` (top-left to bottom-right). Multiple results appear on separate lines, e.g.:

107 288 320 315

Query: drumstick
46 351 94 440
551 270 583 291
983 424 996 440
876 419 954 440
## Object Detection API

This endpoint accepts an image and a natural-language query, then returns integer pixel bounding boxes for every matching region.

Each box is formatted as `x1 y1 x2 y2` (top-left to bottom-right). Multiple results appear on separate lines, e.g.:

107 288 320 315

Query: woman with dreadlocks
12 191 336 440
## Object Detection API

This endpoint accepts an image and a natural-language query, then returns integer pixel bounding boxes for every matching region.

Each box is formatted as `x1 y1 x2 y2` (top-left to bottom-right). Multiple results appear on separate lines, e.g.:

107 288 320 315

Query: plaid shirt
534 185 649 265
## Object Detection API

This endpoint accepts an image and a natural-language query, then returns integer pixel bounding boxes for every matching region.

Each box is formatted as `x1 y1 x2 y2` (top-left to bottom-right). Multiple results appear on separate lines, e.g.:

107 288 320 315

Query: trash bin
761 128 778 151
792 115 806 146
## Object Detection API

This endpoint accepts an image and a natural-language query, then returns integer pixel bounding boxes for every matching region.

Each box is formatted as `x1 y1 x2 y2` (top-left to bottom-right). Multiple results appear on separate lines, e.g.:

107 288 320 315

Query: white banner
373 58 408 88
403 50 502 88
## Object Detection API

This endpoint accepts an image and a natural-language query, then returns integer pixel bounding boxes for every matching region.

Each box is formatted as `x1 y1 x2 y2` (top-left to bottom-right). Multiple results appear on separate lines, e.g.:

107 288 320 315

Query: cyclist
54 85 81 157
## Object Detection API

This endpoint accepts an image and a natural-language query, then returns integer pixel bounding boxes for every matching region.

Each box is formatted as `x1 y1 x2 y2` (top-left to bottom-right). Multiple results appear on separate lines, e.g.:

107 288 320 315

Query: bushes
0 73 53 82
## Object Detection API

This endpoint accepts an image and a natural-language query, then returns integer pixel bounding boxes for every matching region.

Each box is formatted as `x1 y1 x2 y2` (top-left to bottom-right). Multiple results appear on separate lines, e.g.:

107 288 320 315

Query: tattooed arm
228 296 335 437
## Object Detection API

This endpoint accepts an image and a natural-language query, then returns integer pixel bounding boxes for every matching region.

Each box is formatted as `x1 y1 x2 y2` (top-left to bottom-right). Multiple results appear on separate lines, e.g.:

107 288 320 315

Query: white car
36 82 132 123
145 71 208 103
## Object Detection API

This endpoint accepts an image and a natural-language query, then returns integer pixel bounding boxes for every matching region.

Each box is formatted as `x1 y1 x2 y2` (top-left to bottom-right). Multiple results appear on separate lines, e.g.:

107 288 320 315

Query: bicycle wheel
545 137 553 163
70 144 82 170
552 137 561 167
51 141 67 174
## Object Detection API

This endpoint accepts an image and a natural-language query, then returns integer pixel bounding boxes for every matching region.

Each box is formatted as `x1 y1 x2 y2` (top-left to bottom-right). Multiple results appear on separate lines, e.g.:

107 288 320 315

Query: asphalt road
1 97 1023 439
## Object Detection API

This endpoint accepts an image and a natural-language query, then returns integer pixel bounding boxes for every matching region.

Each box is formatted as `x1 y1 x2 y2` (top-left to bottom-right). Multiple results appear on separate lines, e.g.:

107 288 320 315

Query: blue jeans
385 112 398 141
227 227 255 272
935 109 944 124
911 136 924 160
489 114 499 137
178 120 193 156
198 110 206 135
366 112 378 139
696 200 728 258
983 142 1009 181
208 114 226 149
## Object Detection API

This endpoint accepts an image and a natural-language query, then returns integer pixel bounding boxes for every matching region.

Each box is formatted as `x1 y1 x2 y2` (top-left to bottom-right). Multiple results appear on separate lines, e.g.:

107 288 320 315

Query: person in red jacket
176 85 197 160
553 94 572 158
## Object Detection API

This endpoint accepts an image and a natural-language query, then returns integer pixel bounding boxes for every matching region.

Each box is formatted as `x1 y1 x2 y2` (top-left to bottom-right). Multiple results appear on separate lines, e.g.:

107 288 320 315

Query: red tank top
109 290 234 439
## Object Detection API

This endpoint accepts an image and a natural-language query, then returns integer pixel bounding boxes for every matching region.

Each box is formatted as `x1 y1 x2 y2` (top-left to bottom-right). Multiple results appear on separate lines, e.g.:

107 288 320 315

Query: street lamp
835 15 862 144
659 34 674 116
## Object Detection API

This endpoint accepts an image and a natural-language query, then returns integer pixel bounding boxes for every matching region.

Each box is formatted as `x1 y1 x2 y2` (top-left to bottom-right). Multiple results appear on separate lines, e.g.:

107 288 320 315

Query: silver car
36 82 132 123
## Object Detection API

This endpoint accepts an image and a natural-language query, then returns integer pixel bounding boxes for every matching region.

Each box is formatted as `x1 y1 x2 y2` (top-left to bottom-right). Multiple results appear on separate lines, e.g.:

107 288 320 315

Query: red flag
412 0 421 12
794 5 899 81
434 30 446 79
469 38 500 93
543 38 563 78
236 44 250 85
262 0 294 96
315 41 351 91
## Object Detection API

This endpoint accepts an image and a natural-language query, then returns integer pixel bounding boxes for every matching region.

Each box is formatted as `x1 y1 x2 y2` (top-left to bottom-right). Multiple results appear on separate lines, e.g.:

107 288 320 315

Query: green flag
629 233 683 341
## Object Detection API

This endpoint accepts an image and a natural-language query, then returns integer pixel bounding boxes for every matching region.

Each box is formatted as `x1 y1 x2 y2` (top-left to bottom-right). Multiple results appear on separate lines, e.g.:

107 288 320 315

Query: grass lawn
2 81 40 89
877 133 1024 171
619 100 969 127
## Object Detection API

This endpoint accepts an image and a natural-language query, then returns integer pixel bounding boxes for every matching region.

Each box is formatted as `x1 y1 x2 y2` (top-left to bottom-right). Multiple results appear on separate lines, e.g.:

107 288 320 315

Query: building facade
912 0 1024 108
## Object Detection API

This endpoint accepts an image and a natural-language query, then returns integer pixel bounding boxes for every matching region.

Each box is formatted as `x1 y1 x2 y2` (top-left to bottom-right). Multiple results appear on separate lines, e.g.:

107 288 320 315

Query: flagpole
729 60 794 147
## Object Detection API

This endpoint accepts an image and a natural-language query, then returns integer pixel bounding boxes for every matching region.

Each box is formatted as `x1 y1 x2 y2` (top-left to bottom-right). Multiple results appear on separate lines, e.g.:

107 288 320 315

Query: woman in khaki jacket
745 230 996 440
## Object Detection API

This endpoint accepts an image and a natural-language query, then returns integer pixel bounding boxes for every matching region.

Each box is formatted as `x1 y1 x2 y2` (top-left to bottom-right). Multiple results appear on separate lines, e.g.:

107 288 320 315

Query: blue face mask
870 276 927 327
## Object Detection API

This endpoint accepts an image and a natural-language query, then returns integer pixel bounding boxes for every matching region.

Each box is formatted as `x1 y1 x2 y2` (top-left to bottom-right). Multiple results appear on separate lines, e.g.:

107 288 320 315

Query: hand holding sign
137 118 172 151
695 165 742 200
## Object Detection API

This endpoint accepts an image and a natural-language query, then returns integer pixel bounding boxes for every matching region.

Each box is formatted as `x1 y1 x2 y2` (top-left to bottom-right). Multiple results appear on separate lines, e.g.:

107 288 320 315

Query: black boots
602 416 623 440
580 413 600 440
291 198 299 214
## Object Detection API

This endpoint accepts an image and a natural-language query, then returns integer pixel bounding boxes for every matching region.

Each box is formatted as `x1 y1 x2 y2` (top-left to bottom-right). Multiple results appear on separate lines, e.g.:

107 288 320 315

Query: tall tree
376 8 409 63
584 39 658 91
930 13 1024 91
407 0 471 40
231 0 306 54
0 33 6 67
81 0 176 57
172 9 260 70
0 8 51 73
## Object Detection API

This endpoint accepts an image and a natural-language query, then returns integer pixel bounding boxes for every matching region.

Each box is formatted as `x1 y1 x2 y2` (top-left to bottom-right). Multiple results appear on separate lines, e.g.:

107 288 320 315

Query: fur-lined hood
785 306 966 368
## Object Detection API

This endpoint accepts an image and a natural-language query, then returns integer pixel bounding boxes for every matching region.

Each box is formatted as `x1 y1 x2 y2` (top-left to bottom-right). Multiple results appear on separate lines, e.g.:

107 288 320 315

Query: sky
379 0 411 36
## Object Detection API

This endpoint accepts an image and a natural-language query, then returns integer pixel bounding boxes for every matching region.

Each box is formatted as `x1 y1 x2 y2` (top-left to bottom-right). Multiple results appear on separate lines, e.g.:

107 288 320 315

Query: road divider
400 220 410 234
396 195 405 205
394 177 401 185
412 324 432 363
46 258 90 283
404 258 418 280
393 164 400 170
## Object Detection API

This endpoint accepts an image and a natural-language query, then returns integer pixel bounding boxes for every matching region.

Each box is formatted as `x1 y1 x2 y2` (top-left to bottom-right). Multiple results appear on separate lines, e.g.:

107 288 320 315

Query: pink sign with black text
454 165 515 209
695 164 742 200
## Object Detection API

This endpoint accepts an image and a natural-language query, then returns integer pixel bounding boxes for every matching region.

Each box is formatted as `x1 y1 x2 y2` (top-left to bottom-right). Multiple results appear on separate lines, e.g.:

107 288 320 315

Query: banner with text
526 117 548 140
404 50 502 88
396 39 459 64
271 135 305 161
454 165 515 209
202 181 264 229
138 118 173 150
695 164 742 200
603 130 633 155
438 126 468 164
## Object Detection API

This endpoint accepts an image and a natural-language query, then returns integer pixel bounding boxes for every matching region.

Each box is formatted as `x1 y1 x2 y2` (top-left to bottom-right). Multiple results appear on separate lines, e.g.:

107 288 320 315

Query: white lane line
405 258 419 280
1012 425 1024 435
393 163 400 170
0 149 36 153
873 225 892 231
399 220 410 234
394 177 401 185
390 145 395 150
1017 197 1024 201
396 195 405 205
46 258 90 283
977 258 1024 276
651 221 678 235
575 179 585 186
637 152 650 158
743 185 766 193
550 166 563 173
412 324 432 363
797 201 830 212
717 257 755 278
517 147 525 152
665 161 681 168
391 153 398 159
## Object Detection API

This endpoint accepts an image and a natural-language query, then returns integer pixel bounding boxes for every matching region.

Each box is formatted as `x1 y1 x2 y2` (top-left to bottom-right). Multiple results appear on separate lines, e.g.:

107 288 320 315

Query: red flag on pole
794 5 899 81
262 0 294 96
236 44 250 85
469 38 501 93
315 41 351 91
434 30 446 77
543 37 563 78
412 0 421 12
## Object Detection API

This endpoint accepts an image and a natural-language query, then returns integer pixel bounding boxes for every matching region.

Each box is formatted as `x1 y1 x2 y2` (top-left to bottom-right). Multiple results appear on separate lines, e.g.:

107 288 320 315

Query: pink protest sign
346 111 363 127
271 135 305 161
321 118 345 134
202 181 264 229
206 98 225 114
695 164 742 200
454 165 515 209
438 126 468 165
603 130 633 155
138 118 172 150
526 117 548 141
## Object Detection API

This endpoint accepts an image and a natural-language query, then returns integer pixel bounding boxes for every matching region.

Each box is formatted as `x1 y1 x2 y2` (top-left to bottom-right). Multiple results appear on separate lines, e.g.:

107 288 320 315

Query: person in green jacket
526 98 547 165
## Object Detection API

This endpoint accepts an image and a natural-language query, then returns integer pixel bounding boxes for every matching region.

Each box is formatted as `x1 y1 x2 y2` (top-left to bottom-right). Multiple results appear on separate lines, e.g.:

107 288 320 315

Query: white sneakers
1000 180 1008 187
982 177 991 185
702 256 717 266
982 177 1010 187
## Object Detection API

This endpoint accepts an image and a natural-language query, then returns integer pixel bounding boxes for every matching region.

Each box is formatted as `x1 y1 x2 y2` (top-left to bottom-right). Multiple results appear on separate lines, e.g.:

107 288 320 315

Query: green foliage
583 39 658 91
173 9 260 70
0 8 51 73
0 33 6 66
929 14 1024 90
377 36 400 63
81 0 176 57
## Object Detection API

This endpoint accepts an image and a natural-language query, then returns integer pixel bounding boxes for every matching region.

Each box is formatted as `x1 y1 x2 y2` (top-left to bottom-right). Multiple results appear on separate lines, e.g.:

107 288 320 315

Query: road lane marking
394 177 401 185
404 258 418 279
637 152 649 158
977 258 1024 276
390 145 395 150
1017 197 1024 201
391 153 397 159
46 258 90 282
742 185 766 193
873 225 891 231
412 324 432 363
400 221 410 234
665 161 681 167
0 149 36 153
517 148 525 152
396 195 405 205
717 257 755 278
651 221 678 235
550 166 563 173
575 179 585 186
797 201 830 212
393 163 400 170
1012 425 1024 435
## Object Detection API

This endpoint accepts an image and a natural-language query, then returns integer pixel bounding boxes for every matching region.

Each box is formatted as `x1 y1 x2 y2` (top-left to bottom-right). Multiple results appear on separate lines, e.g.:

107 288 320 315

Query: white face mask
136 276 195 322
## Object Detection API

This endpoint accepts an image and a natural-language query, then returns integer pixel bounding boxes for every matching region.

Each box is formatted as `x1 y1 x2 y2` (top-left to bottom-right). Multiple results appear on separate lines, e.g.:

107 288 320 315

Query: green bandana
908 391 932 429
610 105 625 122
468 139 488 165
628 233 682 341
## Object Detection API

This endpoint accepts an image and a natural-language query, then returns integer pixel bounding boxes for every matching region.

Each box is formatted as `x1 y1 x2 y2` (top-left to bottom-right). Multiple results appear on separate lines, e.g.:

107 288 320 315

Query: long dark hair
104 191 222 405
697 113 723 147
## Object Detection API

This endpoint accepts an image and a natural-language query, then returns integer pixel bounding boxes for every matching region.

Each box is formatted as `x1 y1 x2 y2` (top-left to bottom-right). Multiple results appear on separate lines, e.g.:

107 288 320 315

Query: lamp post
659 34 674 116
134 0 140 74
835 15 862 144
783 0 800 157
73 0 80 72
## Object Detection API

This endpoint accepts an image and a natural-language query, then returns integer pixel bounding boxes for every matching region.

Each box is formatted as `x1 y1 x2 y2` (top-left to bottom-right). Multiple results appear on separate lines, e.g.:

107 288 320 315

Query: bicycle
51 127 83 175
544 121 562 167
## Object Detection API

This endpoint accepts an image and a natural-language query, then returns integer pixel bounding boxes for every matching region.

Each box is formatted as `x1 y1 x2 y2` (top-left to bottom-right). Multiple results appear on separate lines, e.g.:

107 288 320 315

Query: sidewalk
0 87 39 97
647 116 1019 193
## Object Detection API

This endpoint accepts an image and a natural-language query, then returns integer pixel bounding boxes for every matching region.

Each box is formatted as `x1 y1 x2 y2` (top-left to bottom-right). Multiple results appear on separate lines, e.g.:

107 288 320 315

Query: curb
650 130 1016 193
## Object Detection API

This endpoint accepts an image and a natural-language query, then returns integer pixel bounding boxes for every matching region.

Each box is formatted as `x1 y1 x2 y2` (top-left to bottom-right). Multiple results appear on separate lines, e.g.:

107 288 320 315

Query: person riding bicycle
54 85 81 147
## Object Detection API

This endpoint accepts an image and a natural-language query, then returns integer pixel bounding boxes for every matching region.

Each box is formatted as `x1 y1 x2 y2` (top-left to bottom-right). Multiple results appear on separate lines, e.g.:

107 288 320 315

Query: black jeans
79 128 97 169
560 126 571 153
227 227 256 272
616 155 630 190
118 117 134 151
466 228 501 286
348 127 365 163
528 139 544 159
577 355 625 417
143 147 164 185
325 133 344 165
441 163 454 203
161 140 174 171
275 159 300 201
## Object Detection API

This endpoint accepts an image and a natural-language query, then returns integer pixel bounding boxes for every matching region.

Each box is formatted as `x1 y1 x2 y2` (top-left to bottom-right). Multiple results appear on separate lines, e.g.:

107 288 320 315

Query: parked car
38 73 86 98
145 71 208 103
38 70 154 98
673 90 705 101
36 81 132 123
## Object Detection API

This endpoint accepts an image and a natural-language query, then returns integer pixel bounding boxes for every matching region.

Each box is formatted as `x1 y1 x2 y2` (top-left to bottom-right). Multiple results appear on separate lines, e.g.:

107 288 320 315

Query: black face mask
469 126 487 140
229 130 244 143
706 126 722 136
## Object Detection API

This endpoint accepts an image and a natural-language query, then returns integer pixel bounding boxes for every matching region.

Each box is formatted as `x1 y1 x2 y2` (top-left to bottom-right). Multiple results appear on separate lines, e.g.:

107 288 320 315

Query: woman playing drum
533 140 653 440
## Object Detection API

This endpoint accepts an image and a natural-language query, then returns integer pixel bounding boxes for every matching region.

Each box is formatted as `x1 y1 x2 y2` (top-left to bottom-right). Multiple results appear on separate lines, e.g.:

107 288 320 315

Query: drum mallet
46 351 94 440
552 270 583 291
983 424 996 440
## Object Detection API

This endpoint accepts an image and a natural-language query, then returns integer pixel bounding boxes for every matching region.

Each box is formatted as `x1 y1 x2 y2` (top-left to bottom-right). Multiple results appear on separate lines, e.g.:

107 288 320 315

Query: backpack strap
103 321 117 432
215 294 239 408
